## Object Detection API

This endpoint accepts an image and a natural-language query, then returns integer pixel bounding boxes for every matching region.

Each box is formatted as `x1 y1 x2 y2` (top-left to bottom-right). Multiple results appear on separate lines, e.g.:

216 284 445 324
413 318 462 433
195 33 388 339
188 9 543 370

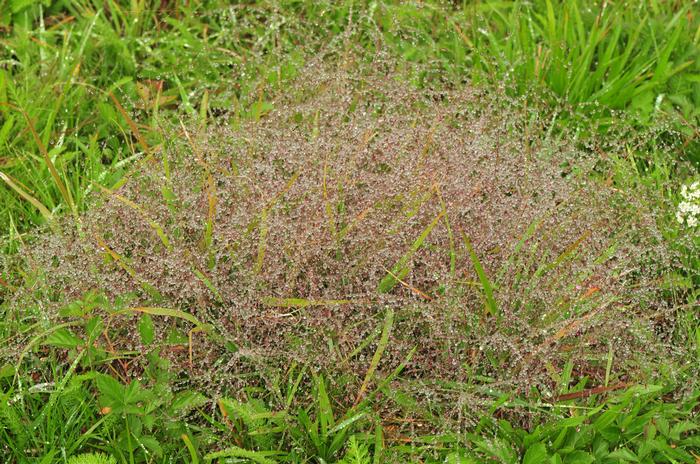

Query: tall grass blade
95 183 171 249
355 308 393 405
463 232 499 319
181 434 199 464
261 297 354 308
109 92 149 154
114 306 205 330
377 211 444 293
0 171 54 226
192 268 223 303
254 209 269 275
2 103 76 217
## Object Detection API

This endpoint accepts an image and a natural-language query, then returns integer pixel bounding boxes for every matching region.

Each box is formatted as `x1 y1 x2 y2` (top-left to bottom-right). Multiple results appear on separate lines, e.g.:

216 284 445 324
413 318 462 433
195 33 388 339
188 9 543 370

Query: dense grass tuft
1 1 699 462
8 59 688 423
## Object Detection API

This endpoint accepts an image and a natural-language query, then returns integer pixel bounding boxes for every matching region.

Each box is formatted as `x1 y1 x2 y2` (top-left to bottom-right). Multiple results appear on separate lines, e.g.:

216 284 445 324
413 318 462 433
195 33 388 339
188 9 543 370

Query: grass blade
192 268 223 304
95 183 171 250
254 209 269 275
355 308 394 405
0 171 54 226
109 92 150 154
436 184 456 278
261 297 354 308
181 434 199 464
377 211 444 293
1 103 76 218
202 172 217 254
114 306 204 329
463 232 499 319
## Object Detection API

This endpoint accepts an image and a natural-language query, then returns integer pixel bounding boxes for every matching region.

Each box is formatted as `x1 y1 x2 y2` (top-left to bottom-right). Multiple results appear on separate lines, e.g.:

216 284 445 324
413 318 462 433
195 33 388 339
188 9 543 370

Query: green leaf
593 409 619 432
85 317 104 343
138 314 155 345
138 436 163 458
170 391 208 415
249 101 274 121
563 451 595 464
96 375 152 417
123 380 151 406
58 291 106 317
669 421 697 440
204 446 280 463
43 328 83 349
656 416 670 437
182 434 199 464
96 374 125 408
471 435 517 463
607 448 638 461
523 443 549 464
10 0 37 14
317 375 334 436
192 268 223 303
374 423 384 464
0 363 15 378
329 411 367 435
298 409 321 450
444 453 476 464
339 436 371 464
626 384 664 396
67 453 117 464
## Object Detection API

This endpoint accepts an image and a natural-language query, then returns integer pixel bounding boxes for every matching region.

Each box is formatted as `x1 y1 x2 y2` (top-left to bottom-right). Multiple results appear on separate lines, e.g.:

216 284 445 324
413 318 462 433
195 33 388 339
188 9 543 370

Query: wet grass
0 1 699 463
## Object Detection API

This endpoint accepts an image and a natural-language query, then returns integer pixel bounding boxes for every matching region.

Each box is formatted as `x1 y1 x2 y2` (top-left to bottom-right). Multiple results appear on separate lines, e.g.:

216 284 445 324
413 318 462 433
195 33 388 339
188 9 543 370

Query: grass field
1 1 699 463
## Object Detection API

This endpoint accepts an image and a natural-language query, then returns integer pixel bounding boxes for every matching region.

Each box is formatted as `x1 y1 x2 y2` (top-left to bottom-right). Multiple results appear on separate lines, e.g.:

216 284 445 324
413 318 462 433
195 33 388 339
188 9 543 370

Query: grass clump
1 1 699 462
5 59 689 429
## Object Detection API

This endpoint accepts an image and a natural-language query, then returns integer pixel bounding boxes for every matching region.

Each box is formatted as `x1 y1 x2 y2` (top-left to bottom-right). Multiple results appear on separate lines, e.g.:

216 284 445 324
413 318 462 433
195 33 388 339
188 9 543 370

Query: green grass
0 0 312 232
2 363 699 462
380 1 700 140
1 0 699 462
